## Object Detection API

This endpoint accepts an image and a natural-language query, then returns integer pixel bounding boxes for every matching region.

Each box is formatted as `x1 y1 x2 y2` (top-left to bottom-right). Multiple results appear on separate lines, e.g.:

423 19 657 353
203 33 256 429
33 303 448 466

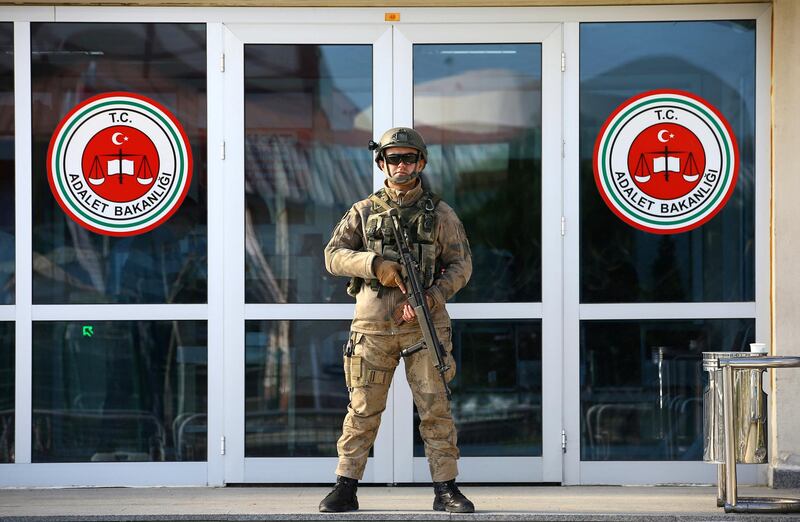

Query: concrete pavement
1 485 800 521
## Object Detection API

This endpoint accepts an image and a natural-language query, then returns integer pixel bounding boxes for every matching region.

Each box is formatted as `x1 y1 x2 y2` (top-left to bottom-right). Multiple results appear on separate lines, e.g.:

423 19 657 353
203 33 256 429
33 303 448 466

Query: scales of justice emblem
593 90 739 234
47 92 193 236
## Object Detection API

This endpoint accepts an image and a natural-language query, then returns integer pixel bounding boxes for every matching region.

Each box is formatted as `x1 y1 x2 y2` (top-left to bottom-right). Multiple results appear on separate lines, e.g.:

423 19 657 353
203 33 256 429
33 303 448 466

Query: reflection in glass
32 321 207 462
244 45 372 303
0 24 13 304
580 318 754 461
31 23 207 304
245 320 351 457
580 21 756 303
414 44 542 302
414 320 542 457
0 323 13 462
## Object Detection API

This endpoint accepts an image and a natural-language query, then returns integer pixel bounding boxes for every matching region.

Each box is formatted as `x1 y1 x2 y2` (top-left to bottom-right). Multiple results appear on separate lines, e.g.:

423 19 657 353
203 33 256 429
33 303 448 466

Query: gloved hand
373 257 406 292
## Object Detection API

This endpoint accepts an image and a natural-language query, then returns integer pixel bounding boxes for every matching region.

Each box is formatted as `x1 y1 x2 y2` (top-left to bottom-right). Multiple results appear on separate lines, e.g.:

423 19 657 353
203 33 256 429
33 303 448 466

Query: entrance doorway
221 21 564 484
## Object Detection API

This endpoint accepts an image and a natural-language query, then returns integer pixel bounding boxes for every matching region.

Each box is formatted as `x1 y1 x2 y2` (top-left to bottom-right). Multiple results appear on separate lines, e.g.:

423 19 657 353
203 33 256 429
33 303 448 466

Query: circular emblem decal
593 90 738 234
47 92 193 236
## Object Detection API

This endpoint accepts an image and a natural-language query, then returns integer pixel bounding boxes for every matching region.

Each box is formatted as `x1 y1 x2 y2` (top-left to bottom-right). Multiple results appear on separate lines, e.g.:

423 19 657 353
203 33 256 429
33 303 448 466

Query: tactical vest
347 188 440 297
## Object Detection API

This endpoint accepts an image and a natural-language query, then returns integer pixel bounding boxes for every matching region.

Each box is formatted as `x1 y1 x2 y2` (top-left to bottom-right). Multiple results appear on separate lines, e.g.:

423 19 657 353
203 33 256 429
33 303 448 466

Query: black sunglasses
384 153 420 165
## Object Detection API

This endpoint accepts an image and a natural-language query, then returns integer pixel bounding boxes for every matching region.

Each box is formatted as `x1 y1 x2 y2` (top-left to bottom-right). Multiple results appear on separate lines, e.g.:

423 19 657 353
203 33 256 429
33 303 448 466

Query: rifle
385 207 452 401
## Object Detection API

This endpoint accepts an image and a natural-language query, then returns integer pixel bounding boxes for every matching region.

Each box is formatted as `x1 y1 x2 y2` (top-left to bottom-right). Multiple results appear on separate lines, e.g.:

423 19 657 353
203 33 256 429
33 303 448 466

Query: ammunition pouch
363 188 440 290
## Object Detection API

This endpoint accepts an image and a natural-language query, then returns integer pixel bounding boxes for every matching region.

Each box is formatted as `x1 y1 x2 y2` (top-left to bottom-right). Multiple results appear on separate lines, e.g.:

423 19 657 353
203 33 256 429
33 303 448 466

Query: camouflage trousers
336 328 458 482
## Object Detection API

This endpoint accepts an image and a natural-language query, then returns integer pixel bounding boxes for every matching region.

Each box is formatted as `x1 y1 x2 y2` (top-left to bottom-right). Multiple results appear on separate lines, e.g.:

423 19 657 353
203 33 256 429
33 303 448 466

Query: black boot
319 475 359 513
433 479 475 513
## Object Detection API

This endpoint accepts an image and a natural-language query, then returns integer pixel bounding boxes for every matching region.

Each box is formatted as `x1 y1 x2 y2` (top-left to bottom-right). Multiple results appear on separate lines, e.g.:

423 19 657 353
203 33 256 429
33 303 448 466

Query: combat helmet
368 127 428 164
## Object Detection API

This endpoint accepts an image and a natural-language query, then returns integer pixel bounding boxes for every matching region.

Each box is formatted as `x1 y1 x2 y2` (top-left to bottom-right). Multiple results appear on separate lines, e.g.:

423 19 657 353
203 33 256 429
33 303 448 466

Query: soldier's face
379 146 426 180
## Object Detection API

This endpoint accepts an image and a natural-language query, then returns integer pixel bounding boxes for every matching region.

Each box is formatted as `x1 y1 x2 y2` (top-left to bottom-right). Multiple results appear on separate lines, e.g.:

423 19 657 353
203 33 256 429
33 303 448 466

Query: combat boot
432 479 475 513
319 475 359 512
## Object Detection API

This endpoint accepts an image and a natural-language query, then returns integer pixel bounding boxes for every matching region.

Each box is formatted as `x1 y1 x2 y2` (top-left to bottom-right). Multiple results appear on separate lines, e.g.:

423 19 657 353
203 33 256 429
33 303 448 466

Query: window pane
32 321 207 462
414 44 542 303
580 318 754 461
0 23 13 305
31 23 207 304
0 322 13 463
245 320 351 457
580 21 755 303
414 320 542 457
244 45 372 303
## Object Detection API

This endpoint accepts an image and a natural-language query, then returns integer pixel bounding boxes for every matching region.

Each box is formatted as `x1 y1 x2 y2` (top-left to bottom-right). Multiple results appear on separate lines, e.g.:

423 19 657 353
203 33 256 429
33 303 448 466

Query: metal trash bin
703 351 767 464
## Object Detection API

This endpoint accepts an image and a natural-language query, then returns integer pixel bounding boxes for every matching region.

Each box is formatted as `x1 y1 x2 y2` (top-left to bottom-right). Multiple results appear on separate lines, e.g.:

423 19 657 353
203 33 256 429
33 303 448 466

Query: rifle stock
386 208 452 401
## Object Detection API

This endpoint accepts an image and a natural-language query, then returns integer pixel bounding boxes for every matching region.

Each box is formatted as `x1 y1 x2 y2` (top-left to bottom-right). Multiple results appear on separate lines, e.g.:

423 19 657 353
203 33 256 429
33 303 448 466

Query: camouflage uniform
324 178 472 482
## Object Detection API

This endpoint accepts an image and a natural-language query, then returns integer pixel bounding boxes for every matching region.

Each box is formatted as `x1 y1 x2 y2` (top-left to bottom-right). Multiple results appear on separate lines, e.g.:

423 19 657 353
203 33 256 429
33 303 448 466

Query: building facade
1 0 797 488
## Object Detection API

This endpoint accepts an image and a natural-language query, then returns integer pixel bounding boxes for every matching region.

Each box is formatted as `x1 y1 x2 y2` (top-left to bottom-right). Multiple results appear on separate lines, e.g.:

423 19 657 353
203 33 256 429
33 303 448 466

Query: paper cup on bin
750 342 768 354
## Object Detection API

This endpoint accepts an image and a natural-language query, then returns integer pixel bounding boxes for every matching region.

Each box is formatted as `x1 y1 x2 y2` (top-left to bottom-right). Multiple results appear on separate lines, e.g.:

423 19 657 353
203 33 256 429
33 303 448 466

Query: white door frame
0 2 770 488
561 5 772 485
221 22 394 484
1 13 215 487
391 22 564 484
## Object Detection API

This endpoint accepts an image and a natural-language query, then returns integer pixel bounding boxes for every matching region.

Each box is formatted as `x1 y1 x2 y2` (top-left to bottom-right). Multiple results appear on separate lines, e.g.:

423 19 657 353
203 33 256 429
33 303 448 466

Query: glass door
223 21 564 484
391 24 564 483
562 15 768 485
222 23 394 483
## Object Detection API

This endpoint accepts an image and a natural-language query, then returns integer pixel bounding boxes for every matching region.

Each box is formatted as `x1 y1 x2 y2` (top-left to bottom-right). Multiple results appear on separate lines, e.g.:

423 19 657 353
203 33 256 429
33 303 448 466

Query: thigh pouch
343 332 391 390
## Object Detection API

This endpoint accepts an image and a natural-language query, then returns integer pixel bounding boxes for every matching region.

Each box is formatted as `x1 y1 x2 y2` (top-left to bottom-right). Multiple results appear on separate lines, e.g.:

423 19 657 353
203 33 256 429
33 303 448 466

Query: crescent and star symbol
657 129 675 143
111 132 129 145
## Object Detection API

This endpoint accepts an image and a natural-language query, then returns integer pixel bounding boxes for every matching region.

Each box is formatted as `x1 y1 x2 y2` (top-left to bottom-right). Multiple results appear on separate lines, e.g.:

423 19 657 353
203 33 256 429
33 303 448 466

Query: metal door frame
391 22 564 483
0 2 770 488
221 22 394 484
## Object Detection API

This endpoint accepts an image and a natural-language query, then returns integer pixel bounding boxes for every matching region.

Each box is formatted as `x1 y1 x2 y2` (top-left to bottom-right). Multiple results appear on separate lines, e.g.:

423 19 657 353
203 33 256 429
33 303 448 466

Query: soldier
320 127 474 514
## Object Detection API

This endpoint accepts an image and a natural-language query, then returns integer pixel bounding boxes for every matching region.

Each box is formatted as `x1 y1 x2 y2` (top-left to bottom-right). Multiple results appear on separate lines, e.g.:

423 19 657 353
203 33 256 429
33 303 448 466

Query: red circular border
46 91 194 237
592 89 740 235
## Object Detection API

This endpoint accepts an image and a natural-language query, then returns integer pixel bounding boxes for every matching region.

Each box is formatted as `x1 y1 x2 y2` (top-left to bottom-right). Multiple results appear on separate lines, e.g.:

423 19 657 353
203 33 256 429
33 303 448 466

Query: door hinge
220 436 226 455
561 52 566 72
220 53 225 73
561 429 567 453
561 216 566 237
562 138 565 159
220 141 226 160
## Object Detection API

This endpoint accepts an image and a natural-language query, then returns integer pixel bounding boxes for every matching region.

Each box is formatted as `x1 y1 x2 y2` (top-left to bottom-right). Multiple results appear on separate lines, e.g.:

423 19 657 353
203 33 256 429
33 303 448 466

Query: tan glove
372 257 405 291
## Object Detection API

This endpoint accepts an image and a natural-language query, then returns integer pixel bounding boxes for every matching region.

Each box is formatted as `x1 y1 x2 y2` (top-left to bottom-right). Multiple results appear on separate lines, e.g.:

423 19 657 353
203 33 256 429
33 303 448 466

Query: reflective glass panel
414 44 542 302
0 23 13 304
244 45 372 303
245 320 351 457
414 320 542 457
32 321 207 462
580 318 754 461
0 322 13 462
580 21 756 303
31 23 207 304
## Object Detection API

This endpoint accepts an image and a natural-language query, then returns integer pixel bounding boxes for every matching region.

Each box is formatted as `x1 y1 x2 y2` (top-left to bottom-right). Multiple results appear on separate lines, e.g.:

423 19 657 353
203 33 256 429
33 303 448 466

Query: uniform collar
383 178 424 207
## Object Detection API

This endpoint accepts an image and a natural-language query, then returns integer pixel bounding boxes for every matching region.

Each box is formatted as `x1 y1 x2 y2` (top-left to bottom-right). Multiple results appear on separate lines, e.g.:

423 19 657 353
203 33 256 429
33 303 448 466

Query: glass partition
244 320 351 457
414 320 542 457
32 320 207 462
30 23 207 304
580 21 756 303
414 43 542 303
580 318 754 461
243 44 372 304
0 23 13 305
0 322 13 463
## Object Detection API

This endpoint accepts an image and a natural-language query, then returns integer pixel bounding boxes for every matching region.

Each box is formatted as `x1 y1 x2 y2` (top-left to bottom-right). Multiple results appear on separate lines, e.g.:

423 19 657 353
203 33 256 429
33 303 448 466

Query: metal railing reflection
244 409 345 458
32 409 169 462
583 347 705 461
0 409 12 462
